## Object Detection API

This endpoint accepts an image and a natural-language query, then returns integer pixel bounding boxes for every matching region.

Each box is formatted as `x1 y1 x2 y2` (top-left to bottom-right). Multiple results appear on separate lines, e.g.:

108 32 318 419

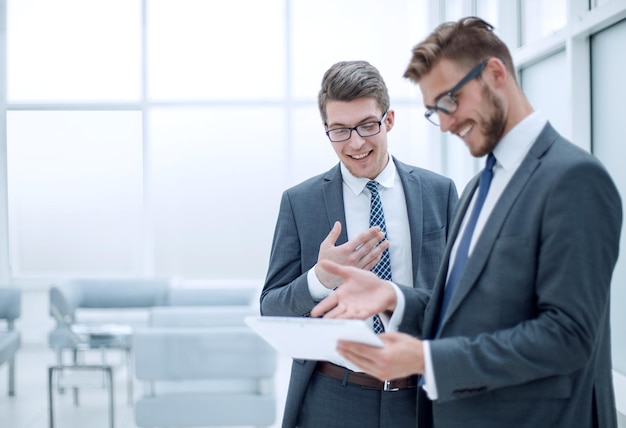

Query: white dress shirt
307 153 413 331
396 112 548 399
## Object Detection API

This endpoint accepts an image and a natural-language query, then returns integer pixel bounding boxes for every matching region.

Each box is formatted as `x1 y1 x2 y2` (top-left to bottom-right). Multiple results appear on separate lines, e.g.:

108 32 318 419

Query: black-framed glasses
326 111 388 142
424 60 488 126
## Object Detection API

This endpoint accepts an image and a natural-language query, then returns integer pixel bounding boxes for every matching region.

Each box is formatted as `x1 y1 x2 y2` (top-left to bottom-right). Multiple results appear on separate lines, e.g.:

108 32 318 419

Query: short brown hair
403 16 516 83
318 60 390 124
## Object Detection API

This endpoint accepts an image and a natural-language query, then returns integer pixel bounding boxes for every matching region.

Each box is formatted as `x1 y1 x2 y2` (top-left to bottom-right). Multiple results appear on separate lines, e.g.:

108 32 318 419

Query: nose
438 113 455 133
347 131 366 149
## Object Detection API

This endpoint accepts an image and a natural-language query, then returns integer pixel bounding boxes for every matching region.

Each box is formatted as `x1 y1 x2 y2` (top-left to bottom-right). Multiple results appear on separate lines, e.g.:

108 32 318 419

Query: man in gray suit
260 60 458 427
312 17 622 428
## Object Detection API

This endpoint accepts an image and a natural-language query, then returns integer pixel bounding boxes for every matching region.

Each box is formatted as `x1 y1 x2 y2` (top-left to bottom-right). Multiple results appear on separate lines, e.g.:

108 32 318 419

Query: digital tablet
245 316 383 371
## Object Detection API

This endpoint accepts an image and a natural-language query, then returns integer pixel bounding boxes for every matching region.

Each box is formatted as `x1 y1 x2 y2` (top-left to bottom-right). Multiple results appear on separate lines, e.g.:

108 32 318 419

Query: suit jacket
260 157 458 428
400 123 622 428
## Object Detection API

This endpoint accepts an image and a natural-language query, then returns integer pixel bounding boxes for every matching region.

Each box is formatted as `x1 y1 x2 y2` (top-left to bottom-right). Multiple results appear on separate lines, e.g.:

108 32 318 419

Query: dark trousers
296 369 417 428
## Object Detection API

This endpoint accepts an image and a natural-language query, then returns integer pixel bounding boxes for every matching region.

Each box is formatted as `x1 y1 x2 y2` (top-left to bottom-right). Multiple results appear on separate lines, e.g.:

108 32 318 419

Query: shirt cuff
422 340 438 400
307 265 334 302
384 281 405 332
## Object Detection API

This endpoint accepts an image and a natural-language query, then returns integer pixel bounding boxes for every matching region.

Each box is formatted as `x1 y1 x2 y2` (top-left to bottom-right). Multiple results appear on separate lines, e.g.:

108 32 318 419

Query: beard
480 83 507 153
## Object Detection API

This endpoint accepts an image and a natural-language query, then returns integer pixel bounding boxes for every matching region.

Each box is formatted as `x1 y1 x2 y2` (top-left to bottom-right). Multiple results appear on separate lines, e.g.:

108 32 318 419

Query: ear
384 109 395 131
485 57 507 88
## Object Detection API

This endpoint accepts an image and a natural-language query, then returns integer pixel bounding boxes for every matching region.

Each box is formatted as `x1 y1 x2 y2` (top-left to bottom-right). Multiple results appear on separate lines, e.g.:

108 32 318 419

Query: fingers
361 240 389 270
311 292 339 318
318 259 347 278
321 221 342 248
352 226 384 252
336 341 386 380
349 227 389 268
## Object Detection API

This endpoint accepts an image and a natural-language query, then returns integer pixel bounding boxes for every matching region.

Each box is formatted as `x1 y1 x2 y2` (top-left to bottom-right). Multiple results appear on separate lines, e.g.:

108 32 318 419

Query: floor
4 344 626 428
0 344 291 428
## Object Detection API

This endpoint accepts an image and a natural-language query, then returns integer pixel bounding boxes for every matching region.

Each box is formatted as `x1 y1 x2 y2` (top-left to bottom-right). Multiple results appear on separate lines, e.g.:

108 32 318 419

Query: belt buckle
383 380 398 391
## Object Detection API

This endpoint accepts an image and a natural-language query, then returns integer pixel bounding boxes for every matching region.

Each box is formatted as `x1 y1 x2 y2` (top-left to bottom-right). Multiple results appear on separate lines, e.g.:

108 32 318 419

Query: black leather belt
316 361 418 391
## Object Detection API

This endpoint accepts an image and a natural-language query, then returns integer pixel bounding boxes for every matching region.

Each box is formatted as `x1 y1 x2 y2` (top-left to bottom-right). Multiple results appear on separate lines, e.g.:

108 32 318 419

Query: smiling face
325 97 393 179
419 58 507 158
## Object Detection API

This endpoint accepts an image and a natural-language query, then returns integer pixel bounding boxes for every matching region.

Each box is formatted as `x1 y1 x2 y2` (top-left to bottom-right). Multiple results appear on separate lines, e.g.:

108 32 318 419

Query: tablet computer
245 316 383 371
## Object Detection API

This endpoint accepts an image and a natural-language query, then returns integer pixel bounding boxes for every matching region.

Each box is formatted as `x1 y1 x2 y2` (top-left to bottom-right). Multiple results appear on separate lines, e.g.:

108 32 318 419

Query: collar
491 112 547 171
340 154 397 196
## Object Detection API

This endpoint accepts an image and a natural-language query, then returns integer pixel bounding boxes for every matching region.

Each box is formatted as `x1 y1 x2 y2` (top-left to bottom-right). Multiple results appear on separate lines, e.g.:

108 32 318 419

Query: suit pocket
422 225 446 242
493 375 572 400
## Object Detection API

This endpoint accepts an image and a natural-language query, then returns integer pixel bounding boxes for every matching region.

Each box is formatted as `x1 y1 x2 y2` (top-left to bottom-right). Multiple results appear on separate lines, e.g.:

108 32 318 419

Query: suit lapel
394 158 424 287
322 164 349 244
435 123 558 331
324 158 427 284
423 174 479 337
442 156 540 323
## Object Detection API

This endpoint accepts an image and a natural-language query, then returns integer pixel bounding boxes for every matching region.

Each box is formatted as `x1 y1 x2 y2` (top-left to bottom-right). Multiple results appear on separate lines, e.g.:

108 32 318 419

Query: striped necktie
366 180 391 334
436 153 496 335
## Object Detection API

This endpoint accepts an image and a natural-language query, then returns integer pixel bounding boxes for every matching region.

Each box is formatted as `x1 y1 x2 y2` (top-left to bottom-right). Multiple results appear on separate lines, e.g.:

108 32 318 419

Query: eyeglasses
424 60 488 126
326 111 388 142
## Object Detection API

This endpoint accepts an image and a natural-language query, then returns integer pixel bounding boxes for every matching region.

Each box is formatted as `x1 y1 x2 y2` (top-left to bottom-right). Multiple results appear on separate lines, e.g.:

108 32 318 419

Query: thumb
321 221 342 247
318 259 346 278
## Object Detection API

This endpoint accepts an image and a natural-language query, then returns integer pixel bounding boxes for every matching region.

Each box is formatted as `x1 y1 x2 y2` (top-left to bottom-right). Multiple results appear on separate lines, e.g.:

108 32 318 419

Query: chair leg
48 367 55 428
55 349 65 394
72 349 79 406
49 365 115 428
105 367 115 428
8 356 15 396
126 348 133 405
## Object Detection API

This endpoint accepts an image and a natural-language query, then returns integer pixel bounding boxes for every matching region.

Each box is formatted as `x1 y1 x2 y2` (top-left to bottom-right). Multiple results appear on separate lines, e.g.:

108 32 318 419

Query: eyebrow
327 114 380 128
424 89 451 110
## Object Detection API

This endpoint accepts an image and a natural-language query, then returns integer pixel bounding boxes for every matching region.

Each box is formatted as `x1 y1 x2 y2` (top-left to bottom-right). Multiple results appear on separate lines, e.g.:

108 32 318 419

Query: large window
7 111 143 275
521 0 567 45
1 0 432 283
7 0 142 102
591 18 626 377
520 50 570 141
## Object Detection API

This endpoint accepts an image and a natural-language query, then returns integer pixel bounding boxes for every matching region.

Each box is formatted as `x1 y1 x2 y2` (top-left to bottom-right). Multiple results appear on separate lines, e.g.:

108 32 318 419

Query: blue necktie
366 180 391 334
436 154 496 334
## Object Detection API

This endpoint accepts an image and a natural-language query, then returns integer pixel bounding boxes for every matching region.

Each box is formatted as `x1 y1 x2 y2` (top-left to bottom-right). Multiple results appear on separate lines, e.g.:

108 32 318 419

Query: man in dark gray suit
260 60 458 428
312 17 622 428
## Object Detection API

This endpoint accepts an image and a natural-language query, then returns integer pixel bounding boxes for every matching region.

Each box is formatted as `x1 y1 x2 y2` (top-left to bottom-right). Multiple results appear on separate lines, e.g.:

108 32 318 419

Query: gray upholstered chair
165 286 257 307
48 278 172 404
149 305 258 328
0 287 21 396
133 326 277 427
48 278 261 406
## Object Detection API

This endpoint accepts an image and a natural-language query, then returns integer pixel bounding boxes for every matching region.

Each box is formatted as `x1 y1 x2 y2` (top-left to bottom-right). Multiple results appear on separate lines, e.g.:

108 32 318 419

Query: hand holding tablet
245 316 383 372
